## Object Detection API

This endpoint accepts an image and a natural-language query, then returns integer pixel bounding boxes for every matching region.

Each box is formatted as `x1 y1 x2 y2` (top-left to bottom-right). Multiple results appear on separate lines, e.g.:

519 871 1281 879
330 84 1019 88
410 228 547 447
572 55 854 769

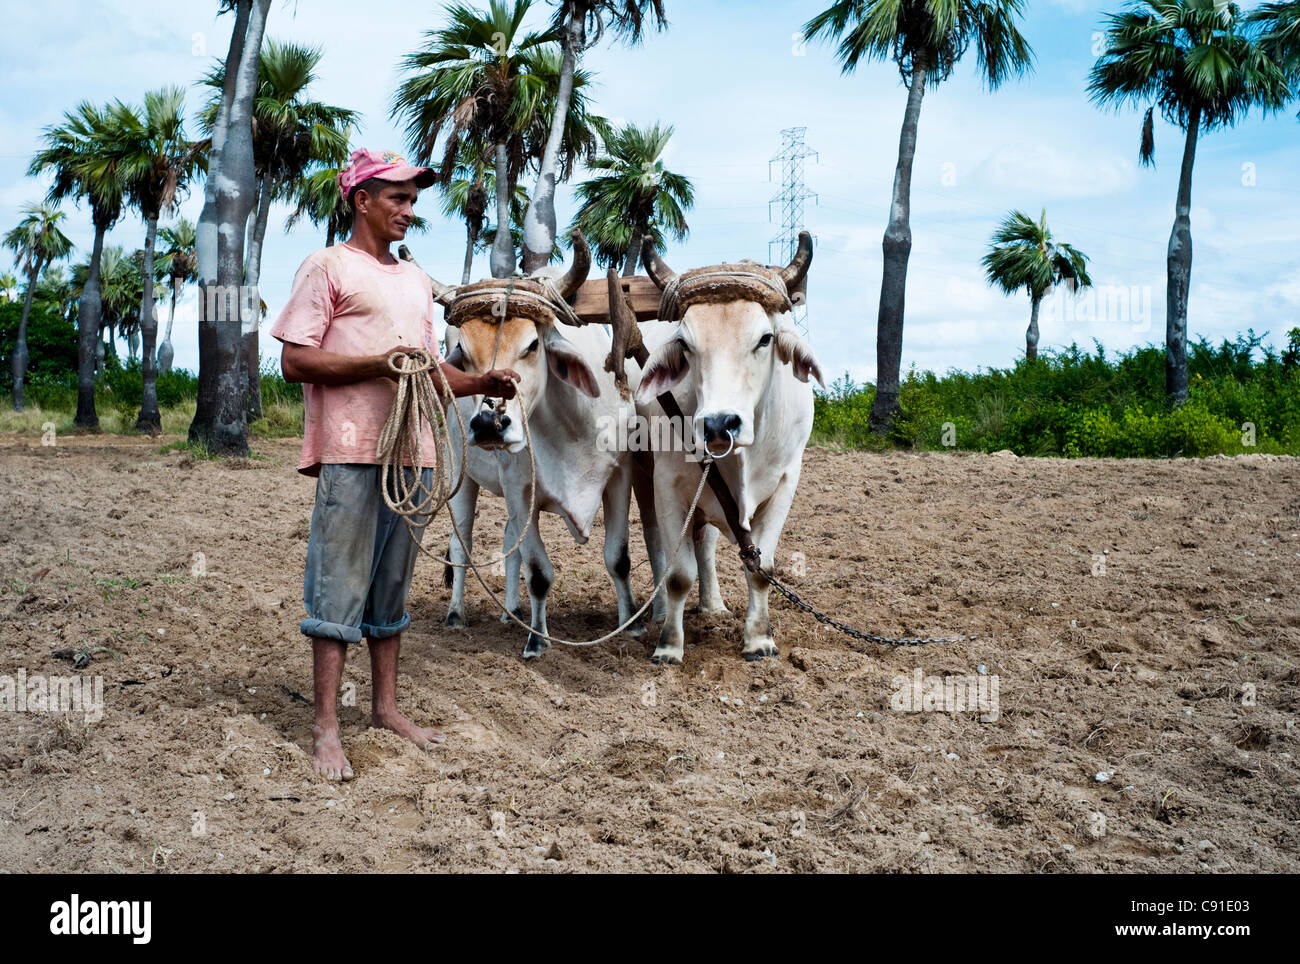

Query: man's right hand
376 345 422 379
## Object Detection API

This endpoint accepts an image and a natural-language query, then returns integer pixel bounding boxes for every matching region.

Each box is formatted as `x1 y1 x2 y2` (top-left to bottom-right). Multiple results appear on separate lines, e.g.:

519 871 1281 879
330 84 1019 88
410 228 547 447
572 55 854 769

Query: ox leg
506 484 553 661
693 522 727 614
602 459 645 638
499 512 525 624
650 478 697 666
444 476 479 628
631 450 666 622
740 474 800 661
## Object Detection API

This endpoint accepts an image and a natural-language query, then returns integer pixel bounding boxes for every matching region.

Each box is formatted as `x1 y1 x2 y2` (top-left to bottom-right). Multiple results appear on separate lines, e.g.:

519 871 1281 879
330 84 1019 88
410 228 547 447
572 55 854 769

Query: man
271 148 519 781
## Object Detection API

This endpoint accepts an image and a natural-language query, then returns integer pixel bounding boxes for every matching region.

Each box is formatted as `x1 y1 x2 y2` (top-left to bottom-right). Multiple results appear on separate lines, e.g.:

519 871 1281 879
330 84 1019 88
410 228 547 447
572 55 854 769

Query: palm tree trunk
521 7 583 274
622 231 641 278
158 279 177 374
137 215 162 432
190 0 269 455
75 223 107 428
490 141 514 278
1026 291 1041 363
11 262 41 412
869 56 928 435
1166 105 1200 407
243 174 272 422
326 222 335 248
462 220 478 284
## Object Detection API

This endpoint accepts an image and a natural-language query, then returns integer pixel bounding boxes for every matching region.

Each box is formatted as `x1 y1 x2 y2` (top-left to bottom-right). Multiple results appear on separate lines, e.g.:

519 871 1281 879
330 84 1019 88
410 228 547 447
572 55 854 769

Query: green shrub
815 335 1300 457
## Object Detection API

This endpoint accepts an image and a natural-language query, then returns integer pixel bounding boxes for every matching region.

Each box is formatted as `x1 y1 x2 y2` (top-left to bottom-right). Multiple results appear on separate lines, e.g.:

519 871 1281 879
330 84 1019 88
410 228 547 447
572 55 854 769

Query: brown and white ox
413 233 652 660
633 232 823 663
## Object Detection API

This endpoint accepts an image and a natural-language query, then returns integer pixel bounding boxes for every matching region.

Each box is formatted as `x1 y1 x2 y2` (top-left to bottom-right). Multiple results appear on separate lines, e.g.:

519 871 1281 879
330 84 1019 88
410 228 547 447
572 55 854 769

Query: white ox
420 236 655 660
633 233 823 664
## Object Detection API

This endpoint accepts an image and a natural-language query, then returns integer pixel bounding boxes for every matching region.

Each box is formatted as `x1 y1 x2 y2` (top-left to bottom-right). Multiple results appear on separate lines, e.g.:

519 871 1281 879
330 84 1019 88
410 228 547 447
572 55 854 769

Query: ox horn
554 229 592 302
641 235 676 289
779 230 813 292
398 244 456 306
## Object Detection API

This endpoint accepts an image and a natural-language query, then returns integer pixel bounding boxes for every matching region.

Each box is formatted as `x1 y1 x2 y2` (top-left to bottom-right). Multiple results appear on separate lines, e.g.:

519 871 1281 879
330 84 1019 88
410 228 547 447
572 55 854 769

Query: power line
768 127 818 336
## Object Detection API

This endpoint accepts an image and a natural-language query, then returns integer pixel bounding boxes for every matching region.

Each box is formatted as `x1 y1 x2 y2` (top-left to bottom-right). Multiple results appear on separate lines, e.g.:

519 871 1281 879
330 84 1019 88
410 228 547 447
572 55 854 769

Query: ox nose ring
705 433 736 459
700 413 741 458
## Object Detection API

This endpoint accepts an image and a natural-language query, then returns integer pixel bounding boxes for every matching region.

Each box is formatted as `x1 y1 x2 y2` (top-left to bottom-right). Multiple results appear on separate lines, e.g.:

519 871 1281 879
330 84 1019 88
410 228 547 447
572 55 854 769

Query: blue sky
3 0 1298 383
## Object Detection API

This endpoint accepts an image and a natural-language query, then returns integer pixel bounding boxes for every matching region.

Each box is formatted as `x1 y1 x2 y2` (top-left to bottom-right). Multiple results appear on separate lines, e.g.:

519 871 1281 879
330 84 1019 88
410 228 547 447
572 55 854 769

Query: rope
376 348 536 572
376 347 709 648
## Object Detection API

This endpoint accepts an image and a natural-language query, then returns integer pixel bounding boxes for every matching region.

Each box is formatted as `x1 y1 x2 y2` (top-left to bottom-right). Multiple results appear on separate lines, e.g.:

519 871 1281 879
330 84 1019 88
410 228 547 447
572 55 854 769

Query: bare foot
374 710 446 750
312 725 354 781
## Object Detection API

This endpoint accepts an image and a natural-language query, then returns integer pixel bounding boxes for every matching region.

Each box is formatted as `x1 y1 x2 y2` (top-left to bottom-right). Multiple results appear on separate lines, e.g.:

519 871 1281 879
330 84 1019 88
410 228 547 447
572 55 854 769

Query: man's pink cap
337 148 435 198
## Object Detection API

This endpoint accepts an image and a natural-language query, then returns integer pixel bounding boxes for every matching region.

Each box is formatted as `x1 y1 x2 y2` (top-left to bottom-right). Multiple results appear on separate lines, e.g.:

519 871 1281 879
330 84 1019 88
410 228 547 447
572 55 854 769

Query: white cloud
971 143 1137 201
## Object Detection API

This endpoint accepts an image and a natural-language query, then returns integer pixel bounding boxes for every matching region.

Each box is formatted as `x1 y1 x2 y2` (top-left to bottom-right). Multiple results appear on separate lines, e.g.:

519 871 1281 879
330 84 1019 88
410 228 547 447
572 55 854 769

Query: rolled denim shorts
300 463 433 644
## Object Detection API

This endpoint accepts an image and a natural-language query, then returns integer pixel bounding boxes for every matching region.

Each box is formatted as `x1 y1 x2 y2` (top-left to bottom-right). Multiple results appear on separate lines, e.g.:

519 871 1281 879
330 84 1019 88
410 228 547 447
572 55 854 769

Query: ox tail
443 563 453 587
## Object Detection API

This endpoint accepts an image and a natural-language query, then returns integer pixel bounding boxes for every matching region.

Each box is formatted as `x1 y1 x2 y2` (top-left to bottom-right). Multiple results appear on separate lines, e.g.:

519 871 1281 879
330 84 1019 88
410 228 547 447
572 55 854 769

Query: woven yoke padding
447 278 575 327
660 262 792 321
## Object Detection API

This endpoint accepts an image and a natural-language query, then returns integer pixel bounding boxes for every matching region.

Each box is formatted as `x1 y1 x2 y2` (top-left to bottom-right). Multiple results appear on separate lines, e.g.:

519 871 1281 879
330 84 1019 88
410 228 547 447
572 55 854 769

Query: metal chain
750 559 972 648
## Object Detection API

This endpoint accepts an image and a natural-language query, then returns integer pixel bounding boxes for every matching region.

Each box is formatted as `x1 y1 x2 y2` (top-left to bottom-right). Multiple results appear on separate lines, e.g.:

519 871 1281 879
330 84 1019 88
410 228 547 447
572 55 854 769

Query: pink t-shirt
269 243 443 477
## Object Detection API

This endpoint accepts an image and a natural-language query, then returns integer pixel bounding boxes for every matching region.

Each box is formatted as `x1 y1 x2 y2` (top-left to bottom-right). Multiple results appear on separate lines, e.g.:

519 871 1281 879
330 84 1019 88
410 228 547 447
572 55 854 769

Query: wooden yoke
576 274 660 325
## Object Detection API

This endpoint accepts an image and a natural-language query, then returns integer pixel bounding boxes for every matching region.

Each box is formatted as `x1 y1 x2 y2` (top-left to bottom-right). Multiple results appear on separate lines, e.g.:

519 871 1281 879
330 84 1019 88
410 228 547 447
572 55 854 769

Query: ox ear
634 338 689 405
775 328 824 386
543 327 601 398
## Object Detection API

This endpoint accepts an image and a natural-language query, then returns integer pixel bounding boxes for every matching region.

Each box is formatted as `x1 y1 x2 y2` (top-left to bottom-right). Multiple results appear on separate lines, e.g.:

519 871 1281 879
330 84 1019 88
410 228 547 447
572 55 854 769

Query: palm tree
438 140 494 283
285 164 349 247
35 265 75 322
520 0 667 273
29 100 130 428
982 209 1092 363
190 0 272 456
154 218 197 374
392 0 567 278
1089 0 1290 406
1251 1 1300 108
0 273 18 302
202 38 357 419
72 246 143 372
804 0 1034 434
569 120 692 277
113 87 202 431
2 203 75 410
437 137 560 280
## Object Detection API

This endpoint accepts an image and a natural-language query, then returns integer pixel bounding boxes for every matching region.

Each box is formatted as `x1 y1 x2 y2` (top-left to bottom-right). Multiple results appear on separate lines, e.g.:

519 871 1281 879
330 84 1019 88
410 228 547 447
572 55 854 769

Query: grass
0 397 303 448
1 352 304 440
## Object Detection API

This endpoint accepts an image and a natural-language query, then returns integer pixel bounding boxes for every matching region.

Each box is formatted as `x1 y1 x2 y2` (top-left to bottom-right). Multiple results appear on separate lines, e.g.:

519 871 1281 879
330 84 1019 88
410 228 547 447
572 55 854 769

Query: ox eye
757 332 773 350
522 338 539 356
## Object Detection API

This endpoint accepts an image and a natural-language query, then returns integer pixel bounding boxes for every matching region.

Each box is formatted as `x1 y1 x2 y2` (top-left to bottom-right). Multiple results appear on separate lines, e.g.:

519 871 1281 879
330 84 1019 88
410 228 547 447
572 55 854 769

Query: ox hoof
500 606 524 625
623 617 648 639
650 647 683 666
522 634 550 661
444 610 466 629
742 641 779 661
